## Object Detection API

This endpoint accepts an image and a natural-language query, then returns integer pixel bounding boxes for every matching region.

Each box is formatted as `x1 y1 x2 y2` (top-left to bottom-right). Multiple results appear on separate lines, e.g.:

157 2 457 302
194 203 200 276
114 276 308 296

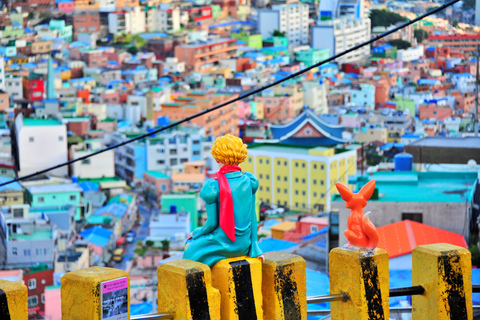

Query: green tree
463 0 475 10
127 45 138 55
161 240 170 251
387 39 411 50
272 30 286 37
414 29 429 43
369 9 408 29
452 20 459 28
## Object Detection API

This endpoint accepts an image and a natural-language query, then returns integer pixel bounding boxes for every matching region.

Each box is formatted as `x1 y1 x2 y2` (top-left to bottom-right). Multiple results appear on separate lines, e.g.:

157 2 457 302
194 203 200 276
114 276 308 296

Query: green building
231 32 263 49
263 36 289 48
372 44 397 59
161 193 199 231
296 48 330 67
25 183 83 219
388 97 415 115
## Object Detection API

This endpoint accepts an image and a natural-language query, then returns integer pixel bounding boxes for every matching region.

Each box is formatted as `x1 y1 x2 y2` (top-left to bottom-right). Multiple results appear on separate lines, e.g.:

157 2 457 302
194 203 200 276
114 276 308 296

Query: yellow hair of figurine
211 134 248 165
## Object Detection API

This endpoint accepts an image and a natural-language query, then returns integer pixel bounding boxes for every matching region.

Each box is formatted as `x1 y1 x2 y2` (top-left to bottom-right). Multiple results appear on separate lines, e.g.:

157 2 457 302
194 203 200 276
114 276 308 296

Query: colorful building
160 193 199 231
295 48 330 67
240 142 357 212
231 32 263 49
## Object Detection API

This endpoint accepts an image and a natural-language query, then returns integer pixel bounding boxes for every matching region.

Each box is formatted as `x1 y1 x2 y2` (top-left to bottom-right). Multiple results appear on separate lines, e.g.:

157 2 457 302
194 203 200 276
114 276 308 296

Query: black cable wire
1 0 460 188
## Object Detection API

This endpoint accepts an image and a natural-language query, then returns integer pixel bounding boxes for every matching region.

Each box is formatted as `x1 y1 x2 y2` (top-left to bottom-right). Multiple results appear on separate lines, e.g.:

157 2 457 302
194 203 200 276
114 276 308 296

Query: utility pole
476 45 479 137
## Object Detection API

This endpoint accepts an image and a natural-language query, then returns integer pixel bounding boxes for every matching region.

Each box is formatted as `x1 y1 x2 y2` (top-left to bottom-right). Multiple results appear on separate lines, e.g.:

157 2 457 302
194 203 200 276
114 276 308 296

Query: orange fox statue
335 180 378 250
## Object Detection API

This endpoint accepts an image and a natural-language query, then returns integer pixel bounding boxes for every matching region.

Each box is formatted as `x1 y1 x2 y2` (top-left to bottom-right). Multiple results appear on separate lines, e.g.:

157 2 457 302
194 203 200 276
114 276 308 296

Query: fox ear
358 180 376 201
336 183 353 202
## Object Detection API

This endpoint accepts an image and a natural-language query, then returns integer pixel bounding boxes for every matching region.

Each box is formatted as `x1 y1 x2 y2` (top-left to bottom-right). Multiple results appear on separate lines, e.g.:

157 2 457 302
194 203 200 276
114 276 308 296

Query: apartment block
426 34 480 52
311 17 371 64
174 38 238 72
240 144 357 212
108 7 146 35
258 0 309 45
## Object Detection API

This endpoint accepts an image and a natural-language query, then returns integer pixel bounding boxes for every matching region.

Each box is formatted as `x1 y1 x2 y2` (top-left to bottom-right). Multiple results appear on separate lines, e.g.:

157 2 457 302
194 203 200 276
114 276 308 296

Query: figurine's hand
187 233 193 240
258 255 265 263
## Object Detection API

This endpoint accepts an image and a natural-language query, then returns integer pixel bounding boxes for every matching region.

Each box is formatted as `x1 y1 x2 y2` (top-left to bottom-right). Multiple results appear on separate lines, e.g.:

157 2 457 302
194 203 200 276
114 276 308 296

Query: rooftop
9 229 52 241
335 171 478 203
407 137 480 149
145 171 171 179
27 183 82 194
377 220 467 258
23 118 62 126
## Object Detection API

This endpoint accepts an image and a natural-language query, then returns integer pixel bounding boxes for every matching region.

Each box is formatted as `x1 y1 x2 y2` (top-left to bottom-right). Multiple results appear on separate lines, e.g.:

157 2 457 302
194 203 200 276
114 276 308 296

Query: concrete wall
7 238 55 265
332 200 470 247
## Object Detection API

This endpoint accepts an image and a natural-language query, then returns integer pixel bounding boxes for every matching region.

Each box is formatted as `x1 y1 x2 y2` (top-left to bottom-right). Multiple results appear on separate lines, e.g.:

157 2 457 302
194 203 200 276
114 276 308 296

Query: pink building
283 217 329 243
57 0 74 12
143 171 172 201
340 113 362 128
419 102 452 121
238 101 250 120
44 286 61 320
371 79 390 108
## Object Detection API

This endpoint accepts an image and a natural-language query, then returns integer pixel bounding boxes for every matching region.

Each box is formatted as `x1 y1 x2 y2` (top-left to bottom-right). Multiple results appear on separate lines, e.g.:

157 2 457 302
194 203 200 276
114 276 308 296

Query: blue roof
261 45 288 52
453 73 473 78
138 32 168 39
380 142 405 150
22 62 38 68
94 203 128 218
417 79 440 85
69 41 89 48
0 177 22 192
79 181 99 192
107 61 119 65
70 77 95 82
24 28 35 33
258 238 297 252
79 226 112 247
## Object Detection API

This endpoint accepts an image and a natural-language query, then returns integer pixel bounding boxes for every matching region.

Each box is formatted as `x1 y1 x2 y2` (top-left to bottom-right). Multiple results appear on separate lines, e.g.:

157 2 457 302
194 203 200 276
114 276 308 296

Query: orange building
254 95 296 123
174 38 238 72
418 101 452 121
371 79 390 108
154 91 239 137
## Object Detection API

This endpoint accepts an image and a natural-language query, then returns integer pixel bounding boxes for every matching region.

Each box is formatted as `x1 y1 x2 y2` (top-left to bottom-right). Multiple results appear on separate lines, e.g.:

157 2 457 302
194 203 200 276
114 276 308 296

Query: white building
99 0 116 12
162 57 186 74
451 73 476 93
257 0 309 45
303 80 328 114
71 140 115 179
108 7 146 35
146 6 180 32
14 114 68 177
0 57 5 91
148 211 190 244
311 17 371 64
4 75 23 101
396 45 424 62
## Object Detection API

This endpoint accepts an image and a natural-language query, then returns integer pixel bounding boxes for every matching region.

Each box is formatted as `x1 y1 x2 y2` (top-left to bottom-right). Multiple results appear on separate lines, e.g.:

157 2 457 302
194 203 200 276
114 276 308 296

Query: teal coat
183 171 263 268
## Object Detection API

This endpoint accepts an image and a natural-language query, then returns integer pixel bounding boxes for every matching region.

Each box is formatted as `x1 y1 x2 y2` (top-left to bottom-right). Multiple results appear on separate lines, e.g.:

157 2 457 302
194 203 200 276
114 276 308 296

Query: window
24 249 31 256
29 137 34 142
277 176 280 181
82 159 90 164
157 149 164 154
313 164 317 169
284 161 287 166
180 158 188 163
259 159 263 164
266 159 270 164
44 249 50 255
266 175 270 180
266 187 270 192
295 190 298 195
157 160 165 165
28 279 36 290
28 296 38 308
277 188 280 193
248 158 252 163
277 160 281 166
70 195 76 201
41 294 45 304
36 248 42 256
313 180 317 185
314 192 317 197
295 163 298 168
310 225 318 233
302 163 305 168
38 197 44 203
284 177 287 182
259 186 263 191
402 213 423 223
12 247 17 255
259 174 263 179
170 159 178 166
161 184 167 191
170 149 177 155
284 189 287 194
302 191 305 196
321 165 324 170
302 179 305 184
321 181 324 186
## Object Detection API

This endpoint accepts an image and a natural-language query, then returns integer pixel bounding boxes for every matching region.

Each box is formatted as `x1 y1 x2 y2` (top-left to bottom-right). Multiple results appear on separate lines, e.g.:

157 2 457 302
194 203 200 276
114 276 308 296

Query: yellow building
387 127 405 143
270 221 296 240
240 144 357 212
357 126 388 144
272 83 304 114
76 103 107 121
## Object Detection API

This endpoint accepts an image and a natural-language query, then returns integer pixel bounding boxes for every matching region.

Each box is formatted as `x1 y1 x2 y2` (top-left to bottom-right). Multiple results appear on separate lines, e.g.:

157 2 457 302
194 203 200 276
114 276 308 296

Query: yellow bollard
412 243 472 320
261 252 307 320
329 248 389 320
0 279 28 320
61 266 130 320
211 256 263 320
157 259 221 320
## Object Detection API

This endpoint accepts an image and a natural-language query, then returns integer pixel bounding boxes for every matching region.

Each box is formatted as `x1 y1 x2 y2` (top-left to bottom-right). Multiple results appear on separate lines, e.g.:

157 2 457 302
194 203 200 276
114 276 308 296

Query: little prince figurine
183 134 264 268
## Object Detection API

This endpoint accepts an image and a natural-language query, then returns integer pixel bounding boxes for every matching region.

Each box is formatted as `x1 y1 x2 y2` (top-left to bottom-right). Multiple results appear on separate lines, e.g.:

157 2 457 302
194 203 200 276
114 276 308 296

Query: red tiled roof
376 220 467 258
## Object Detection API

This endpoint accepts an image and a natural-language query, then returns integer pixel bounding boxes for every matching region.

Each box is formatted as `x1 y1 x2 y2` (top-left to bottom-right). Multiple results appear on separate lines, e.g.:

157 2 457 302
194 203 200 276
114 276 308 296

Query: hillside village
0 0 480 318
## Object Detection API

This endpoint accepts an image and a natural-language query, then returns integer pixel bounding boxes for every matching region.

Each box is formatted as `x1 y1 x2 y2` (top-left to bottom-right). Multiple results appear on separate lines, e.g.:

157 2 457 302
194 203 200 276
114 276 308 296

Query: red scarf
216 165 241 241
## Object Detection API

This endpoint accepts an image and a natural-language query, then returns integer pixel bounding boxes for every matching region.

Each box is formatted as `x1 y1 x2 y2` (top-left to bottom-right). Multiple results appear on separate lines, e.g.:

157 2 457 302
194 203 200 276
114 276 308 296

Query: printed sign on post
100 277 128 320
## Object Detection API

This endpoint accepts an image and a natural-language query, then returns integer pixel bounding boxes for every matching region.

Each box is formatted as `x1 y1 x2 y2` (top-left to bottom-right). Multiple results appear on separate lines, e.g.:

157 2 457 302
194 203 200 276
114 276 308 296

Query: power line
0 0 460 188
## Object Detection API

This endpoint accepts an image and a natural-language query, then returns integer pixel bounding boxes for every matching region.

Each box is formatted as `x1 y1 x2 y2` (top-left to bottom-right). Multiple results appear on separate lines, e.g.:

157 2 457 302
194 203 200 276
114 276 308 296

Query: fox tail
362 212 379 250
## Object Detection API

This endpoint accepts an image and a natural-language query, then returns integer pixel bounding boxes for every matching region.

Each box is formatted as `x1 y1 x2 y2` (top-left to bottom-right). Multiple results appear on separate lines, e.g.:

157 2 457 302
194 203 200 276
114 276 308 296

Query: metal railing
130 285 461 319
